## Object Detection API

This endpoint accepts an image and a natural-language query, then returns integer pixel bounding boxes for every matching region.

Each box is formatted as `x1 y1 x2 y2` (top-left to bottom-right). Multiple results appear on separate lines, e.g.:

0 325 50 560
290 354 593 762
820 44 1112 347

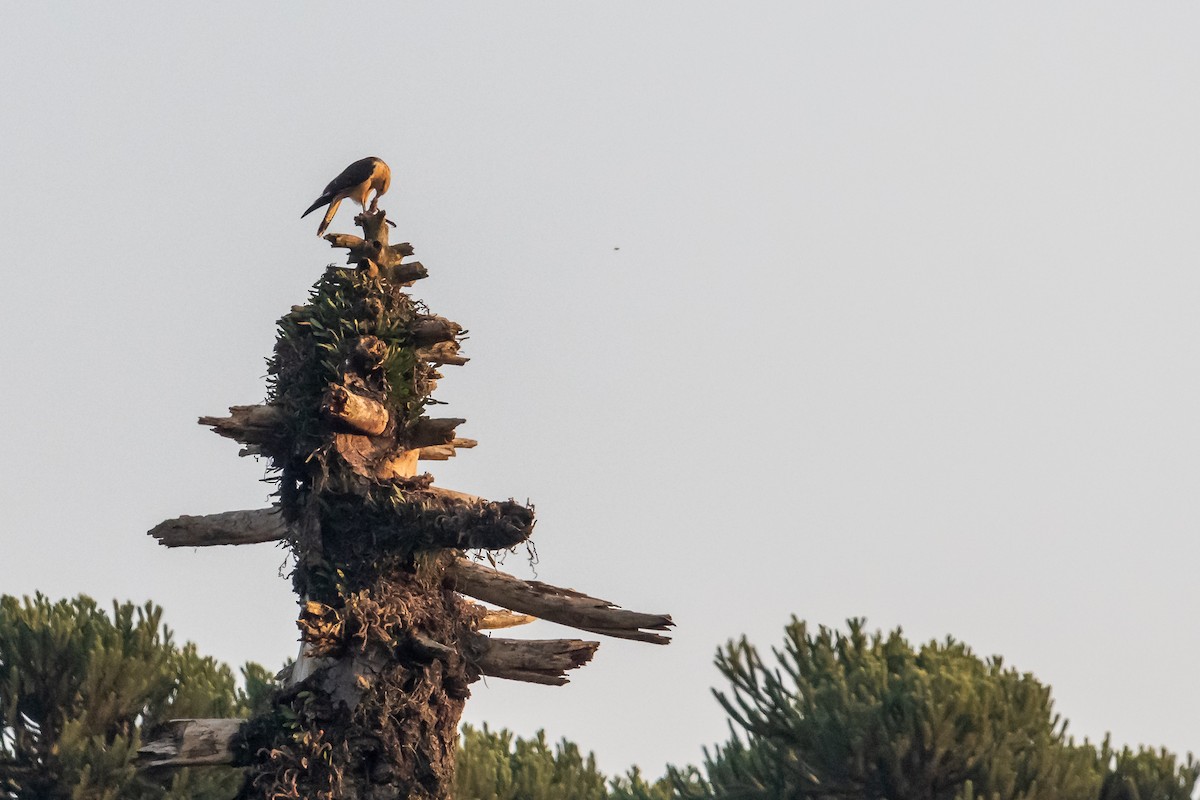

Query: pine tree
0 594 270 800
664 618 1198 800
454 724 608 800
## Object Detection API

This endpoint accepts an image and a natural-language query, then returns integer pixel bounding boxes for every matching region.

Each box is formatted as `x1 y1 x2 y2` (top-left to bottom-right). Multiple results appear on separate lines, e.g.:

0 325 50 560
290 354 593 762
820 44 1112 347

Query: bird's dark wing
322 157 380 196
301 195 332 218
302 157 383 218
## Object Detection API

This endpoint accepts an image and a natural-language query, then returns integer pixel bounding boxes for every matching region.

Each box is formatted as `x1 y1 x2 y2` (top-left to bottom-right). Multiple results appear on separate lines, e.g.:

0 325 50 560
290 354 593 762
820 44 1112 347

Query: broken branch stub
410 417 466 448
198 404 285 447
411 315 462 346
463 634 599 686
417 438 478 461
447 561 674 645
148 508 287 547
416 341 469 366
322 384 389 436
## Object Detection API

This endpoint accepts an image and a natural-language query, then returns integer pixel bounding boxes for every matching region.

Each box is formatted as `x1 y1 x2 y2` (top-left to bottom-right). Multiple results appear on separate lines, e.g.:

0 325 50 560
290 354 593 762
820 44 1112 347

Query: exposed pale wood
375 447 420 478
417 439 478 461
465 634 599 686
324 232 366 250
322 384 389 436
333 433 419 480
149 508 287 547
447 561 674 645
411 417 466 447
411 315 461 346
137 718 244 768
198 404 285 445
474 607 537 630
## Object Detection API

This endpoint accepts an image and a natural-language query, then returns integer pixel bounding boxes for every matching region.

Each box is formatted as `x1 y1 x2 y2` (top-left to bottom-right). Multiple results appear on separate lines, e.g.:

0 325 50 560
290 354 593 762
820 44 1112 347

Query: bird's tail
301 195 332 218
316 198 341 237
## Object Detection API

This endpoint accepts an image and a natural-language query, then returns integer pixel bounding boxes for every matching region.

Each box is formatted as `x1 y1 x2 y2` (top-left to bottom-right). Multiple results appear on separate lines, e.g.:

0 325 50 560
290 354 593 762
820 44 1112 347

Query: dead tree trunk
141 202 671 799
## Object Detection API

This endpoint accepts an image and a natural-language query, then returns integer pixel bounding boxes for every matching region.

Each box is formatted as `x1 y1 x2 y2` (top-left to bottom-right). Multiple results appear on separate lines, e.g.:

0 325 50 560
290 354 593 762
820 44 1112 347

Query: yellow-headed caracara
302 156 392 236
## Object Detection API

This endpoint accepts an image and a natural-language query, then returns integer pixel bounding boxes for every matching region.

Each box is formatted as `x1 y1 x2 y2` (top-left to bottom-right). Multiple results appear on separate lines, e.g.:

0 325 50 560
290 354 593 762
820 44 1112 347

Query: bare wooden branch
418 438 478 461
148 509 670 641
149 508 287 547
322 384 389 436
198 404 285 445
466 634 599 686
385 261 428 284
411 315 462 346
137 718 244 768
411 417 466 447
447 561 674 645
416 341 469 366
324 233 366 250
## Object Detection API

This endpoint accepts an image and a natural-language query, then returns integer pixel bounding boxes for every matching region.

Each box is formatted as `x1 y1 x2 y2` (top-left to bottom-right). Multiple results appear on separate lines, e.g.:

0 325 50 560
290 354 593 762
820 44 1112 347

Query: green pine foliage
0 594 270 800
455 724 609 800
453 725 678 800
608 766 678 800
4 597 1194 800
662 617 1197 800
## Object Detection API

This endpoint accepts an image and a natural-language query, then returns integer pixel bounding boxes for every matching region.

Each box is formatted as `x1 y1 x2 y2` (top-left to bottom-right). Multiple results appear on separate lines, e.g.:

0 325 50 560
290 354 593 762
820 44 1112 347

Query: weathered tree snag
146 200 670 798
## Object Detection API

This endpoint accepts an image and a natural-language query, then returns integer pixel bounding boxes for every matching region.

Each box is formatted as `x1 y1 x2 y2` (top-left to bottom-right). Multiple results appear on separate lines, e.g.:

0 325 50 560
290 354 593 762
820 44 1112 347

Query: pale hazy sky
2 2 1198 778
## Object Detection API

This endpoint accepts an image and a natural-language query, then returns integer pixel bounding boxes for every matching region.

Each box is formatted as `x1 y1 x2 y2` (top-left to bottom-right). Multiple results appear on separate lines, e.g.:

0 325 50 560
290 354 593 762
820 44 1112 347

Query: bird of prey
302 156 392 236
